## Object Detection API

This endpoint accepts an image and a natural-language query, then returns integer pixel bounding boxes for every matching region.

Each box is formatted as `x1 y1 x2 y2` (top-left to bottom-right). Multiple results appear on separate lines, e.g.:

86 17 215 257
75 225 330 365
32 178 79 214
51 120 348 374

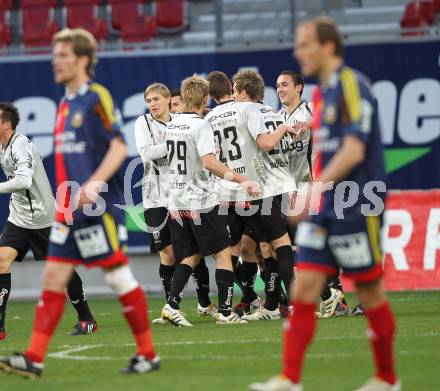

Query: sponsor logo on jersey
71 111 84 128
324 105 336 124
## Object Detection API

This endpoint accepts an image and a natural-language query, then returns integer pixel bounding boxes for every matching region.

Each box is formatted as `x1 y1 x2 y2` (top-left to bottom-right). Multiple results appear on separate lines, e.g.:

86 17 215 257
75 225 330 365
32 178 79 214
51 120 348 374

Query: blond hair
53 28 98 78
232 69 265 102
181 75 209 111
144 83 171 101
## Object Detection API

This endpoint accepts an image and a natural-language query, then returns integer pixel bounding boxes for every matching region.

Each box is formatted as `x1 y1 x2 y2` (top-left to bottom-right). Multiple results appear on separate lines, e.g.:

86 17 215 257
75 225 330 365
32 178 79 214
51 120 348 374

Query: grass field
0 291 439 391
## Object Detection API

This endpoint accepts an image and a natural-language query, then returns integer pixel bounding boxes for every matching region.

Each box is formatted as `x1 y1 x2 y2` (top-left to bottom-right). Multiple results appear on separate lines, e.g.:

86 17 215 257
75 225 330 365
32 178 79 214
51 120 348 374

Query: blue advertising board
1 40 439 247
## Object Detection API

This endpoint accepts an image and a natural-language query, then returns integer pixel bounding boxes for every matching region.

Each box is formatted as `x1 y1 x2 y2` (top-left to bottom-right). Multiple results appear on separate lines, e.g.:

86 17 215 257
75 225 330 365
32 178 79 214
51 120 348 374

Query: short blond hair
233 69 265 102
53 28 98 78
181 75 209 111
144 83 171 101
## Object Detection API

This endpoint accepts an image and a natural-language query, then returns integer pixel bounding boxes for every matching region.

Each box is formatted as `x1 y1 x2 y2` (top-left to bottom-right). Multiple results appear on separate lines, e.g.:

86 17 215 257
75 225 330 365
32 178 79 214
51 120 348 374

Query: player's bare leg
354 279 399 390
0 247 17 341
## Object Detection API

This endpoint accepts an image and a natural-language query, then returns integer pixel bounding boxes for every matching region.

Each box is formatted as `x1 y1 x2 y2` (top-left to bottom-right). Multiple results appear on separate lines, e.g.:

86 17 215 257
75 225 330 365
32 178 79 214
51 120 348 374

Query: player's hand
288 121 311 139
240 179 261 197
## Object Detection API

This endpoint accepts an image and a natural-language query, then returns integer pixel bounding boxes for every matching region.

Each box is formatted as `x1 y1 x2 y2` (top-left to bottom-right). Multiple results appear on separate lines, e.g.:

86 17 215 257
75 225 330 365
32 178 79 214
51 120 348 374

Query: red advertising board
342 190 440 291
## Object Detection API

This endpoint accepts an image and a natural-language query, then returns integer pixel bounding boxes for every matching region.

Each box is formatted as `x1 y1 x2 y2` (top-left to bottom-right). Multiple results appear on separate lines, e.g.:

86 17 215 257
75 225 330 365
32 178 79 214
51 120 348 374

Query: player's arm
134 116 166 163
0 138 34 193
256 124 290 152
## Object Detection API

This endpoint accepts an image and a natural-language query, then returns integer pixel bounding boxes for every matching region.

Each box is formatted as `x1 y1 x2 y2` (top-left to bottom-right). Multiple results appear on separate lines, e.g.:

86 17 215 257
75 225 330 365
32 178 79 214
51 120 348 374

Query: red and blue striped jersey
311 64 386 220
54 82 125 223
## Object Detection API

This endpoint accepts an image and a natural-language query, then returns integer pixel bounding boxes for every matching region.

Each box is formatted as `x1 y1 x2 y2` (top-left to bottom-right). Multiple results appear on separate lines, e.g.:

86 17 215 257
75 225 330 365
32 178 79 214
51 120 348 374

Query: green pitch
0 291 439 390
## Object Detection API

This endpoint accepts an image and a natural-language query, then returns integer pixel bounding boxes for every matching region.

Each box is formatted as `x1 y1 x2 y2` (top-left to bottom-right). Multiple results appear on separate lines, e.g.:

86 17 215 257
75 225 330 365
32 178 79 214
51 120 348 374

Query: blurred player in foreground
250 17 399 391
0 28 157 378
0 102 96 340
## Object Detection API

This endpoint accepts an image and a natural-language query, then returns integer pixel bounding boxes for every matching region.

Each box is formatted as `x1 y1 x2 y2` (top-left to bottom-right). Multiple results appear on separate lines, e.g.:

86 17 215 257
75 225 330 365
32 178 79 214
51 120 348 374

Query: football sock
365 301 397 385
0 273 11 330
263 257 280 311
275 245 294 293
168 263 192 310
26 290 66 363
231 255 244 294
66 270 94 322
241 261 258 303
119 286 155 359
279 281 289 306
192 258 211 308
159 263 175 301
215 268 234 317
283 301 317 383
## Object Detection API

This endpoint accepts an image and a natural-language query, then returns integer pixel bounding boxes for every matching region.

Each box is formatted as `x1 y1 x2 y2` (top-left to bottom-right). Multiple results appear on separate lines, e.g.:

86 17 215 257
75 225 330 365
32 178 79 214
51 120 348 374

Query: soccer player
0 28 158 378
249 17 399 391
0 102 96 340
170 89 184 113
161 75 257 326
134 82 216 323
206 70 297 321
276 70 349 318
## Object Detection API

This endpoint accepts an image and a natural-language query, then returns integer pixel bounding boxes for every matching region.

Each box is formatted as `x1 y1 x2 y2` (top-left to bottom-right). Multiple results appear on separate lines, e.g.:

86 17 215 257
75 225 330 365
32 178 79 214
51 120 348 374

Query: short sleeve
194 120 216 158
339 68 374 143
242 103 269 140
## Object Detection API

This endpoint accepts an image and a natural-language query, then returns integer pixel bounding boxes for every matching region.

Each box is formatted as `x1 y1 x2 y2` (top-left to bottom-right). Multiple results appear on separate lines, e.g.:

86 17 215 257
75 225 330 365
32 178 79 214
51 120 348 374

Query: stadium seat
0 0 12 47
21 0 60 47
110 0 157 43
155 0 188 33
65 0 108 41
401 1 436 36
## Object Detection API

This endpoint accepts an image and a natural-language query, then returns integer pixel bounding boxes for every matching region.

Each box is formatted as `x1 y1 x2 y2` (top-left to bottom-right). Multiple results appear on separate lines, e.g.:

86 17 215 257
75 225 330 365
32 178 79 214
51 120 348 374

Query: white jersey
205 101 270 202
257 103 297 196
280 101 313 195
166 113 219 211
0 133 55 229
134 113 174 209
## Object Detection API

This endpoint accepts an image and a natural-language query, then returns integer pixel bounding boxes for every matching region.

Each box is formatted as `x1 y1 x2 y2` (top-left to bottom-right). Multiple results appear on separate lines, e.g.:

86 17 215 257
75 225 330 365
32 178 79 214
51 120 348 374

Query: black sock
279 280 289 306
0 273 11 330
264 258 280 311
216 269 234 317
168 263 192 310
192 258 211 308
231 255 244 293
67 271 94 322
275 245 294 293
241 261 258 303
159 263 175 301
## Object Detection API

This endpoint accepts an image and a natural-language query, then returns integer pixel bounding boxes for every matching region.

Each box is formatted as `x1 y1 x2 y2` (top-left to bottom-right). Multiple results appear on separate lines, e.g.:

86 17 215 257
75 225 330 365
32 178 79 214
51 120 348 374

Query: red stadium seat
22 0 59 47
110 0 156 43
65 0 108 41
400 1 435 36
155 0 188 33
0 0 12 47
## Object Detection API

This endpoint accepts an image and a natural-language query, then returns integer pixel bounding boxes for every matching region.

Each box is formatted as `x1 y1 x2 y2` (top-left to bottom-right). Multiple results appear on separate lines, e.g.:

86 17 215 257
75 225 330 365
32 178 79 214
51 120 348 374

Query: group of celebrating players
0 15 399 391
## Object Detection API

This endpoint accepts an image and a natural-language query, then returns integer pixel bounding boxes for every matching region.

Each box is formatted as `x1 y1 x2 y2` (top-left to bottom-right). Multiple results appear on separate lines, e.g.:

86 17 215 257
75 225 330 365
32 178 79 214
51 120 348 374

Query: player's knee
0 248 16 273
293 271 325 302
259 242 273 259
160 246 175 266
240 237 256 260
356 278 386 309
271 233 291 249
104 265 139 296
42 264 69 292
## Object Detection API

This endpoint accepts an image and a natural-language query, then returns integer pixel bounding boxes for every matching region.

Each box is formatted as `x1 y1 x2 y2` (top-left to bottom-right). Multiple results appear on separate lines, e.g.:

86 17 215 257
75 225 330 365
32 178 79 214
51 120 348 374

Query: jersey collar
64 82 90 100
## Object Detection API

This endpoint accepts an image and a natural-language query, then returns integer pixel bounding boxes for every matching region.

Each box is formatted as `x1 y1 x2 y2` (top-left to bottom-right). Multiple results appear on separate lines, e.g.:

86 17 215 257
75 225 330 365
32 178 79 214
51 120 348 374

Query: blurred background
0 0 439 298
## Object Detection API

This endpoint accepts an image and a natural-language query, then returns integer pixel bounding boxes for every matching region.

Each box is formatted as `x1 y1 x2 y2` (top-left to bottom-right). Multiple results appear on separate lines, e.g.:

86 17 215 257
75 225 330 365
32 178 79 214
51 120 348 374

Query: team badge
71 111 84 128
153 230 161 241
324 105 336 124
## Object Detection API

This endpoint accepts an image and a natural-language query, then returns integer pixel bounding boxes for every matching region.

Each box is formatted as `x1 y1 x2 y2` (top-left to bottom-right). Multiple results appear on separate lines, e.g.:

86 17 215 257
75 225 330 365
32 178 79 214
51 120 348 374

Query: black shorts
0 221 50 262
169 205 231 262
225 197 288 245
144 207 171 253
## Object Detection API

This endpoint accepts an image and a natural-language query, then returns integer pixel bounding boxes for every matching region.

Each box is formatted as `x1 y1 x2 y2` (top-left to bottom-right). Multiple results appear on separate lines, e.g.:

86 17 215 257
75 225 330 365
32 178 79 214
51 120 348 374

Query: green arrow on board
384 147 432 174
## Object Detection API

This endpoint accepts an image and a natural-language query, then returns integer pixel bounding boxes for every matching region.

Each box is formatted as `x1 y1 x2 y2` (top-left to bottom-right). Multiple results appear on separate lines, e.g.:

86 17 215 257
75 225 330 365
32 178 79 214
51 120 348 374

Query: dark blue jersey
54 82 125 223
311 65 386 221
